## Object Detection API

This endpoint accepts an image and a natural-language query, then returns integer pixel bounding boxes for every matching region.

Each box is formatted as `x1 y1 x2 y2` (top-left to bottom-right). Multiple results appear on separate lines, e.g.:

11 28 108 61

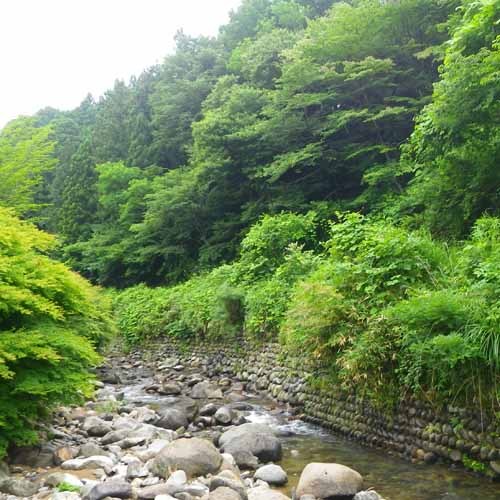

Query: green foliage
0 117 56 215
0 208 113 458
57 483 81 493
400 0 500 237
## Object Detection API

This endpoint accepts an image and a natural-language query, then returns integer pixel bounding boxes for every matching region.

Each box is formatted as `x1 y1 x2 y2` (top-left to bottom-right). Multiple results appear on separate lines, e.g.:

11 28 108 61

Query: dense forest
0 0 499 458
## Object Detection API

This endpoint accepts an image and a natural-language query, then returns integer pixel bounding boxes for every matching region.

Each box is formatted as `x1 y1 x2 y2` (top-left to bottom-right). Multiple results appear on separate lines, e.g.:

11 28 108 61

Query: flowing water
119 376 500 500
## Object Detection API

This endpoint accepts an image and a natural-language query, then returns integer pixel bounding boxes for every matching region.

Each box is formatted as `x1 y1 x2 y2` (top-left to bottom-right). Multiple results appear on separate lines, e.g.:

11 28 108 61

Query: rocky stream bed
1 347 499 500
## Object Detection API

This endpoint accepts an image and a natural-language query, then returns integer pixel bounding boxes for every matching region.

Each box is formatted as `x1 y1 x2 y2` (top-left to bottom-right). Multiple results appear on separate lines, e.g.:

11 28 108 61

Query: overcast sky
0 0 242 129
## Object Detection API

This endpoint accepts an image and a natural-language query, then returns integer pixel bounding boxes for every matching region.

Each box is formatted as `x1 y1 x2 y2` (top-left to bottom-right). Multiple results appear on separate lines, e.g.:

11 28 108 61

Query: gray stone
353 491 383 500
51 492 81 500
165 470 188 495
80 443 108 457
219 424 282 464
159 382 183 396
0 461 9 482
214 407 235 425
200 403 219 416
0 478 39 497
10 443 55 467
150 437 223 478
45 472 83 488
126 460 149 479
136 483 171 499
191 381 223 399
210 486 242 500
247 485 290 500
156 409 189 431
254 464 287 486
296 463 363 499
61 455 115 473
84 480 132 500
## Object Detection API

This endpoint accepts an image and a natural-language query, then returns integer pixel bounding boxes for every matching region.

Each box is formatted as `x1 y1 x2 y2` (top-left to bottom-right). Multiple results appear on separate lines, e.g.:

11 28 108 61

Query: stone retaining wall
155 339 500 478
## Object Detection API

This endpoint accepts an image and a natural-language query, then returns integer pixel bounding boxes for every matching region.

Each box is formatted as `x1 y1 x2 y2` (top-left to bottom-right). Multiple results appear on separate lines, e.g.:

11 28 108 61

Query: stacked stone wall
156 339 500 477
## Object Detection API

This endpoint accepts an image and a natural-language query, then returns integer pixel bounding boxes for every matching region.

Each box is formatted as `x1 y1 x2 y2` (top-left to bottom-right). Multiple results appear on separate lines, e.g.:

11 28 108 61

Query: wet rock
191 381 223 399
219 424 282 465
210 486 242 500
156 409 189 431
162 396 199 421
0 478 39 497
254 464 287 486
150 437 223 478
296 463 363 498
84 480 132 500
214 407 235 425
83 417 113 437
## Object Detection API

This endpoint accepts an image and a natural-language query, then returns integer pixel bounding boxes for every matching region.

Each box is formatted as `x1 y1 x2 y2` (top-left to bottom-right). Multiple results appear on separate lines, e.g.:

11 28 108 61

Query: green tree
400 0 500 236
0 207 113 458
0 117 56 215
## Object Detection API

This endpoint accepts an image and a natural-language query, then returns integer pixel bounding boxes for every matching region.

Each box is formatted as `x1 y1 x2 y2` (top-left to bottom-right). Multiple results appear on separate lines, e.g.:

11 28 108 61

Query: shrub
0 208 113 458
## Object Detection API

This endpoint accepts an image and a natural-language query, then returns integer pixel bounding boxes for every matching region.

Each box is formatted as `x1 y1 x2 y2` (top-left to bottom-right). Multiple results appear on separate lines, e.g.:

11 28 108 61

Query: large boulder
150 437 223 478
254 464 287 486
219 424 282 465
296 463 363 499
9 443 55 467
191 381 223 399
158 396 199 421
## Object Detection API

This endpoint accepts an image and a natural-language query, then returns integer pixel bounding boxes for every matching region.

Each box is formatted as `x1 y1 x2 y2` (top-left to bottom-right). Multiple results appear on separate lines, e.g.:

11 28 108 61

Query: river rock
296 463 363 498
84 480 132 500
215 407 235 425
353 491 383 500
219 424 282 465
45 472 84 488
156 408 189 430
0 461 9 481
54 445 79 465
165 469 188 495
200 403 219 416
254 464 287 485
80 442 107 457
61 455 115 472
210 472 247 500
210 486 242 500
10 443 55 467
51 492 81 500
191 381 223 399
83 416 112 437
149 437 223 478
159 382 183 395
162 396 199 421
136 483 171 499
247 485 290 500
0 478 39 497
135 438 172 462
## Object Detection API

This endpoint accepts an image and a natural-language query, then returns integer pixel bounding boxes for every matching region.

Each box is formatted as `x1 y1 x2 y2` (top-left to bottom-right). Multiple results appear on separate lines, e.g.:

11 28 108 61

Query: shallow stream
120 374 500 500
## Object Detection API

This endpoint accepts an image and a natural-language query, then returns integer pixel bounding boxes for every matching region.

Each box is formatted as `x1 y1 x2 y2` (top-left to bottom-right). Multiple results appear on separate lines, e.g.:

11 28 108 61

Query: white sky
0 0 242 129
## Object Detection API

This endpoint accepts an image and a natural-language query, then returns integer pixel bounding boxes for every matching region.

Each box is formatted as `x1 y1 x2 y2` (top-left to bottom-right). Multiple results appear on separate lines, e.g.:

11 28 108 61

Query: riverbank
1 344 499 499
